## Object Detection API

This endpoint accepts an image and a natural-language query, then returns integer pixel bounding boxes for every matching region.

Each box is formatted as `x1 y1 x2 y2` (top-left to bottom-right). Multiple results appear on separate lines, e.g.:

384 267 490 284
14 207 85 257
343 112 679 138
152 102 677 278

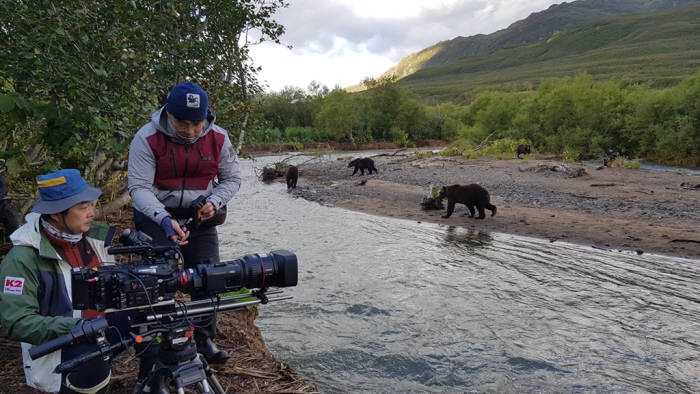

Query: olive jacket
0 213 115 392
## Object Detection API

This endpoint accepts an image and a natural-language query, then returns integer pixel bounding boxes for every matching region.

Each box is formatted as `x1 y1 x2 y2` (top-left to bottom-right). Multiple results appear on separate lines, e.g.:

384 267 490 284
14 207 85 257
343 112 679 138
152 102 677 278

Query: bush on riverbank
440 138 532 160
254 72 700 167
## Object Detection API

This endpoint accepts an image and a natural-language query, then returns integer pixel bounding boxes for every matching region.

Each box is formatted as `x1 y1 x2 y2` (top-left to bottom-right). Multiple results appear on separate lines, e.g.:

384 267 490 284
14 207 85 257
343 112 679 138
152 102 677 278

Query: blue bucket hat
32 169 102 214
166 82 209 121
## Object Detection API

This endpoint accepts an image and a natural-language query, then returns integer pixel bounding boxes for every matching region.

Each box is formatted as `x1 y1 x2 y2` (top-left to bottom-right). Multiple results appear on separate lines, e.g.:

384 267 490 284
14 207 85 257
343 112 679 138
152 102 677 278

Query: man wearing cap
0 169 117 393
127 81 241 364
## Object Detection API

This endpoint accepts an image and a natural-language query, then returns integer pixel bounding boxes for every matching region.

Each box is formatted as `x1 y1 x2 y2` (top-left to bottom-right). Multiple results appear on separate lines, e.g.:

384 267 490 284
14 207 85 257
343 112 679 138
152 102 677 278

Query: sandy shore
292 151 700 259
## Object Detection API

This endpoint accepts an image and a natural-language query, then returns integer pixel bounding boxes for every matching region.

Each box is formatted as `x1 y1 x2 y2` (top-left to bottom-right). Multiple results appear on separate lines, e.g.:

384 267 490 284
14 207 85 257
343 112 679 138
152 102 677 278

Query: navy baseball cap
166 82 209 121
32 169 102 214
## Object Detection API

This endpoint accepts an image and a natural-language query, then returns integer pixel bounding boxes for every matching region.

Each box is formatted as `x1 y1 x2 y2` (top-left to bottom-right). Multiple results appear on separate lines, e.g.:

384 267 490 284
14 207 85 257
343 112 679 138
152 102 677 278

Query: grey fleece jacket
128 107 241 225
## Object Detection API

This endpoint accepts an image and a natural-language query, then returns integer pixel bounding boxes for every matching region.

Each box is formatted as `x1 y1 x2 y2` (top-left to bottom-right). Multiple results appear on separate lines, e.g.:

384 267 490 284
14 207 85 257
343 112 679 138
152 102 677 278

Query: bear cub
286 165 298 190
516 144 531 159
348 158 378 175
438 184 497 219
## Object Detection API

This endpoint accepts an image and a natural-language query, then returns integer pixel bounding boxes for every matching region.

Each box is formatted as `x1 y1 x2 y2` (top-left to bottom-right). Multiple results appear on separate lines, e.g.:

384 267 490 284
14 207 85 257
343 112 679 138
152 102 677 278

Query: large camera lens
191 250 298 294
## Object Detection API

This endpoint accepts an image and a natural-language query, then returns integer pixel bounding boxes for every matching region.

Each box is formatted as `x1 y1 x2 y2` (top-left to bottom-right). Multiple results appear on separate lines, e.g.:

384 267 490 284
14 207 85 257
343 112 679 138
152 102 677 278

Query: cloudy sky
248 0 564 92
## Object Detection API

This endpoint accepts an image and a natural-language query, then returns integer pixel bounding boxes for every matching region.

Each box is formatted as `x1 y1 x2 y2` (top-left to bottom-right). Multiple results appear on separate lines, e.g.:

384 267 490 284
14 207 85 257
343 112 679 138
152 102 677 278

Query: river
217 154 700 393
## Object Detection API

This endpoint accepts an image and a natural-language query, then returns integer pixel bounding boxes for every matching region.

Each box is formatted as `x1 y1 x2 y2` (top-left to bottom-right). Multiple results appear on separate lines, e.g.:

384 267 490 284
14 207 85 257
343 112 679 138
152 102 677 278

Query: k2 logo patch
4 276 25 295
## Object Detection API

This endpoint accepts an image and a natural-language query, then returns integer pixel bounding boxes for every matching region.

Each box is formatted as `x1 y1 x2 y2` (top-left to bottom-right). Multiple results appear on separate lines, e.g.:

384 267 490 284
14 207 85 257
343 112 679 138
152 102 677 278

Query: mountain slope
398 4 700 102
382 0 700 81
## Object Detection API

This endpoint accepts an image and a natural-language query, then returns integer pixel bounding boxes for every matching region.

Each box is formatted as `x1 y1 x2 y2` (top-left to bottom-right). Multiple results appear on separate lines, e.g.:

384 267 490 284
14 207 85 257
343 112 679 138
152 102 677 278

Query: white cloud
249 0 563 92
251 37 395 92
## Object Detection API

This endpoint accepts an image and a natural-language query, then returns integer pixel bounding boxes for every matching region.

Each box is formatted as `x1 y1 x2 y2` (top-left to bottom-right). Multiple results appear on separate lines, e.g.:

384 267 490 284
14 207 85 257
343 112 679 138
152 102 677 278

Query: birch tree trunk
233 36 249 153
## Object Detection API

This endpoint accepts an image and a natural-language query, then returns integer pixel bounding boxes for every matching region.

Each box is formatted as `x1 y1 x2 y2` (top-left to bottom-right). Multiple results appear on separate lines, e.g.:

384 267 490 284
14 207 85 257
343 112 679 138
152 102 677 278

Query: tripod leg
200 356 226 394
206 373 226 394
200 379 212 393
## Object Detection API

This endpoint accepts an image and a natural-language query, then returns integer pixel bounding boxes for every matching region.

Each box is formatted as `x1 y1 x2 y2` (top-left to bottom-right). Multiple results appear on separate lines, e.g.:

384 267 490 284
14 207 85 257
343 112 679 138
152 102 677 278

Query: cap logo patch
4 276 25 295
186 93 200 108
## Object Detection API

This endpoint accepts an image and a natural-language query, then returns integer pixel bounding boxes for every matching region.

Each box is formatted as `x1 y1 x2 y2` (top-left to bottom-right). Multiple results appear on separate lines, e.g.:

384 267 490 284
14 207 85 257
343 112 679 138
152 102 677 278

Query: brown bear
348 158 378 175
286 165 298 190
438 184 497 219
516 144 531 159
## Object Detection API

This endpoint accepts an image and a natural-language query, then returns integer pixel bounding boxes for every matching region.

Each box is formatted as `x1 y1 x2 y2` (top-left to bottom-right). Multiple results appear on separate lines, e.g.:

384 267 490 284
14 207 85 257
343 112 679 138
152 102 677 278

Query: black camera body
72 262 181 311
71 230 298 312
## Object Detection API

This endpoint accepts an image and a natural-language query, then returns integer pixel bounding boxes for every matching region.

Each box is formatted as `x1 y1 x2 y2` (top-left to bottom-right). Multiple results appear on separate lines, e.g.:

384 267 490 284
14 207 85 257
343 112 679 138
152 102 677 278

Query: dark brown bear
348 158 378 175
516 144 531 159
286 165 298 190
438 184 497 219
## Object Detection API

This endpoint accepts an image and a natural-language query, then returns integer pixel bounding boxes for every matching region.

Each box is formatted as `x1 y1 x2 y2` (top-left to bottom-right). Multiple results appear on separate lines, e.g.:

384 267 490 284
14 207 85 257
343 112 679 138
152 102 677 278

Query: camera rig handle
54 341 125 374
29 317 109 360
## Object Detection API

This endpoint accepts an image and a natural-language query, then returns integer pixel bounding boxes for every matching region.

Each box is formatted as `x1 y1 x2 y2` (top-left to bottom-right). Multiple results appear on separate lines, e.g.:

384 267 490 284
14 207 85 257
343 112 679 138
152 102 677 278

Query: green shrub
389 127 413 147
286 140 304 151
246 128 281 145
481 137 531 158
562 148 582 162
609 156 641 169
440 138 474 157
284 127 332 144
414 149 433 159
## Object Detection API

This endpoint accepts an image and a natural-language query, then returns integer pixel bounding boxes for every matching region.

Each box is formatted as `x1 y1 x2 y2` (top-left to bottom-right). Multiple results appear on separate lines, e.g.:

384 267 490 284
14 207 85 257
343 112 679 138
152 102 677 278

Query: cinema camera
71 229 298 311
29 230 298 393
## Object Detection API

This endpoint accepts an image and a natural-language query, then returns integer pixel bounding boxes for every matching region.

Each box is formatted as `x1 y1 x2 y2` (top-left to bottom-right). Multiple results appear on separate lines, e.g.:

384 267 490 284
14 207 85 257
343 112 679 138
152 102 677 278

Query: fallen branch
224 366 281 380
472 131 497 152
372 148 408 158
670 239 700 244
569 194 598 199
590 183 616 187
96 189 131 219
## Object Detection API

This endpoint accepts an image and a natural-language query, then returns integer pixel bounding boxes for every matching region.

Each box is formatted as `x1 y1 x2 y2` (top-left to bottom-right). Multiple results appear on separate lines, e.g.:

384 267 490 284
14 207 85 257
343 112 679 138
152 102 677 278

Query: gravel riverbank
290 151 700 259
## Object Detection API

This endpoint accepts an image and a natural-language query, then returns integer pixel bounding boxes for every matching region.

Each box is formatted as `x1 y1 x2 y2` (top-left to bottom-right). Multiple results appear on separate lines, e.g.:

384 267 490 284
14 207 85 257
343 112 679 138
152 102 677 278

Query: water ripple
226 155 700 393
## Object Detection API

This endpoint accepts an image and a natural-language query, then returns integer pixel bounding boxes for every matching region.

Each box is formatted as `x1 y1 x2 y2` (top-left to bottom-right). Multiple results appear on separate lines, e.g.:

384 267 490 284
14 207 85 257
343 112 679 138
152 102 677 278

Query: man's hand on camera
198 201 216 221
161 217 190 245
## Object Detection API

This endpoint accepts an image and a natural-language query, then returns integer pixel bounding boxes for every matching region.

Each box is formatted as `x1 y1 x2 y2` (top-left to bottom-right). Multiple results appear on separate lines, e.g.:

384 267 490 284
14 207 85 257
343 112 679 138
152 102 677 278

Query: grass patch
609 157 641 169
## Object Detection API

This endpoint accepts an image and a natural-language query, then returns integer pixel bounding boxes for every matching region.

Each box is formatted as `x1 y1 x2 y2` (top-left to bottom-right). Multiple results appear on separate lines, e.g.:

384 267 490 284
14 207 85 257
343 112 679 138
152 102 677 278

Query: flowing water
218 155 700 393
584 158 700 176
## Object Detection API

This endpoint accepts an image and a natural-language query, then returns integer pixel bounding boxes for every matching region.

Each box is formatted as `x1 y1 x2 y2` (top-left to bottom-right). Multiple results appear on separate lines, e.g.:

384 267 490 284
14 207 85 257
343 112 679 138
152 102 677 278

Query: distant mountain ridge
397 3 700 102
381 0 700 81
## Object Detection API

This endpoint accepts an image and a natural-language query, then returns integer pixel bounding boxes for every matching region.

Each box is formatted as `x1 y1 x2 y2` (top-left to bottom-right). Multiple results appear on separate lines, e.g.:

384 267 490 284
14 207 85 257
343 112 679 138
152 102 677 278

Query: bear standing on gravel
438 184 497 219
348 158 378 175
286 165 298 190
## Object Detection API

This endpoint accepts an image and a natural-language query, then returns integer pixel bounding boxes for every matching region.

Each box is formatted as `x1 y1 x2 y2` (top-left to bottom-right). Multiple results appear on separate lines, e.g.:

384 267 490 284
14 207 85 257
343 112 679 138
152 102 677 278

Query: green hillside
399 4 700 103
383 0 700 81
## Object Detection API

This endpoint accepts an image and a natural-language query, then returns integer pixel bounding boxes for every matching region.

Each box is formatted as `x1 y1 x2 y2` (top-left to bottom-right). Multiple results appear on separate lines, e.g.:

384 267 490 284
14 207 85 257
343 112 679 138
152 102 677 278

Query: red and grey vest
147 130 225 193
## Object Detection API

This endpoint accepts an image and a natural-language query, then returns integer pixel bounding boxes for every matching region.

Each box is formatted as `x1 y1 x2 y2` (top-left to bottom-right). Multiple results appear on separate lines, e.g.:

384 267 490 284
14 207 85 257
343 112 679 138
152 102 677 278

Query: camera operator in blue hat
128 81 241 364
0 169 117 393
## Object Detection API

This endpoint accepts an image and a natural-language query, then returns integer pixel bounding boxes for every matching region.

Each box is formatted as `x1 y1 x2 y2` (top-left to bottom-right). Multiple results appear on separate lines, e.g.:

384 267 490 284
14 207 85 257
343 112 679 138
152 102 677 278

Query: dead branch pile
420 196 444 210
260 162 289 183
519 164 588 178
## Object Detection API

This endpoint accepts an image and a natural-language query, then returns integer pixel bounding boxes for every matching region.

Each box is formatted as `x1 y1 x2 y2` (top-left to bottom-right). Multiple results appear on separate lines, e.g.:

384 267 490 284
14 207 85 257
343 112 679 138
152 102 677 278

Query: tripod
30 290 293 393
132 324 226 394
